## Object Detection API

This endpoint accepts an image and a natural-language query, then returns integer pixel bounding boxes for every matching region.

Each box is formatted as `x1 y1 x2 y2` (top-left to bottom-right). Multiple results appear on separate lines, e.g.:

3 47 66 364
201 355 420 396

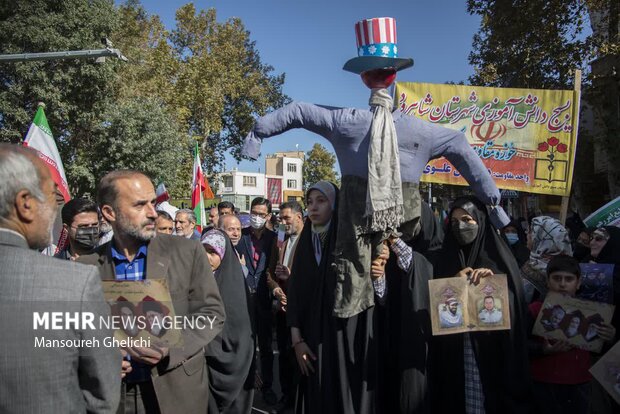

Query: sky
141 0 484 174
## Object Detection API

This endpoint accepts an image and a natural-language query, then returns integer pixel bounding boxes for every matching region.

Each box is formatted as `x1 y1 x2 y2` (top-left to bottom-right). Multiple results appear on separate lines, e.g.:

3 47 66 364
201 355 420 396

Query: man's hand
124 346 169 366
273 287 287 306
237 251 246 267
275 264 291 281
120 349 133 378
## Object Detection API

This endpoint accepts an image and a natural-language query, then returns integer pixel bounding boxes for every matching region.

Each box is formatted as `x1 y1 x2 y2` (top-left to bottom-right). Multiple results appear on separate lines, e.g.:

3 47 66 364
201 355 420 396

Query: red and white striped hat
343 17 413 74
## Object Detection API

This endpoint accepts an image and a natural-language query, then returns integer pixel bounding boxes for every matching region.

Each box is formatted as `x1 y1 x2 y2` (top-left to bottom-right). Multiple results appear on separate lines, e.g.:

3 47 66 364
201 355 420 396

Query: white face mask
250 214 266 230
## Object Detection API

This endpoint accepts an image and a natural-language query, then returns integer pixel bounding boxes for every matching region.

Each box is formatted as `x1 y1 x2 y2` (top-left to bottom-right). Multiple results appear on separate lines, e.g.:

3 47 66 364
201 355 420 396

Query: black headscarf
377 201 439 413
286 183 340 338
411 201 444 261
204 230 255 412
432 196 530 413
591 226 620 335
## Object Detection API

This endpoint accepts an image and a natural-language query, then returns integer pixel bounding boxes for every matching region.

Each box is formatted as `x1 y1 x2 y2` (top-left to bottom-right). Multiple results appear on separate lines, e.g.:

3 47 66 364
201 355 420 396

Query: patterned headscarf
528 216 572 271
201 230 226 261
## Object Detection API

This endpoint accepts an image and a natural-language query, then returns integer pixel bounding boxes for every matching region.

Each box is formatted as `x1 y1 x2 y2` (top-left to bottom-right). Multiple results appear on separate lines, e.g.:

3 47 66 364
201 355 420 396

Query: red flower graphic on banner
536 136 569 182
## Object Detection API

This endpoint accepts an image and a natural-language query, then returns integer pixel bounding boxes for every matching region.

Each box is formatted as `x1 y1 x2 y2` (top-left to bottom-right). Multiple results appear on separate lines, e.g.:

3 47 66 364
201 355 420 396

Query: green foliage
78 97 188 196
0 0 287 198
302 143 340 191
467 0 591 89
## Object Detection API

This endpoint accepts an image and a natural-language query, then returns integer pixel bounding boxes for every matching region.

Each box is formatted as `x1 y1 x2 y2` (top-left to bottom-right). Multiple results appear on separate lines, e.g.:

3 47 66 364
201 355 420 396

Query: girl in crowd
202 230 255 414
521 216 572 303
287 181 385 414
432 196 530 413
501 220 530 267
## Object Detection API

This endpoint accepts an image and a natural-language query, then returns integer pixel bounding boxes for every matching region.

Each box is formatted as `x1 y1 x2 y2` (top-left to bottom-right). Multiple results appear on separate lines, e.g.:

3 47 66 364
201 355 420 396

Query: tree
169 4 288 178
78 97 188 196
467 0 591 89
466 0 620 213
303 143 340 190
0 0 288 198
0 0 120 180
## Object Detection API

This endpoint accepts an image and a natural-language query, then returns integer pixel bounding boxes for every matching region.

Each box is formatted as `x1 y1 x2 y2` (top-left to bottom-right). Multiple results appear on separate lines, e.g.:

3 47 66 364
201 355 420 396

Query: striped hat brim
343 56 414 74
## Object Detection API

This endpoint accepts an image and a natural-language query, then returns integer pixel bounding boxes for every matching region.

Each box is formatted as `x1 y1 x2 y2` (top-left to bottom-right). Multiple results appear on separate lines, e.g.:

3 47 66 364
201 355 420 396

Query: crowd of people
1 142 620 414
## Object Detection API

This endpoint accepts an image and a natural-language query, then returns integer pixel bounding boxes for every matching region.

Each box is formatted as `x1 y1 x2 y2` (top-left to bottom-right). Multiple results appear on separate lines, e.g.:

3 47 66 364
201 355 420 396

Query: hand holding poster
532 291 615 352
590 340 620 405
583 195 620 228
102 279 183 348
395 82 580 196
578 263 615 304
429 274 511 335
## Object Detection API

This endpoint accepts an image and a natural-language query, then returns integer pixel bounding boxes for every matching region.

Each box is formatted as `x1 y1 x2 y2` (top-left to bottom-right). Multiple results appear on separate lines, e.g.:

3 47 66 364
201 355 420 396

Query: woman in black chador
432 196 531 413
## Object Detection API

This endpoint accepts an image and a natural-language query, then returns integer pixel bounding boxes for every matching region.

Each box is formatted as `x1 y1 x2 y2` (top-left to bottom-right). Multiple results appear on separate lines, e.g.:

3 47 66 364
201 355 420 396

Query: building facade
217 151 305 212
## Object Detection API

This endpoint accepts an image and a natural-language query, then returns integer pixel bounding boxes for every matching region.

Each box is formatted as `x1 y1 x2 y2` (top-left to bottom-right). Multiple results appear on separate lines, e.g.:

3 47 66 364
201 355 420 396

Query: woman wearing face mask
431 196 530 414
586 227 620 331
521 216 572 303
501 221 530 267
287 181 386 414
201 230 255 414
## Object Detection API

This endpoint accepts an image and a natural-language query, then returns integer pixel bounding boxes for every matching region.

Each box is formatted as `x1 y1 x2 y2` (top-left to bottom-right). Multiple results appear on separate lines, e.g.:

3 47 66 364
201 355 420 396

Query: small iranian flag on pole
23 103 71 202
191 142 207 233
156 182 170 204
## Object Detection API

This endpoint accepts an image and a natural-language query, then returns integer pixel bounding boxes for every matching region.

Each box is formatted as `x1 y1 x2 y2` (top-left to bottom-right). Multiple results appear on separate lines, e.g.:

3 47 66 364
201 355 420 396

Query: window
287 179 297 189
287 196 297 202
223 176 233 189
243 176 256 187
287 163 297 173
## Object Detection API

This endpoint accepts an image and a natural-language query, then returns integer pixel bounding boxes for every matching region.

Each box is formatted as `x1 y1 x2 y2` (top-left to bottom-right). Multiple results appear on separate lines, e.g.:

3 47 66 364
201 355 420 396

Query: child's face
547 271 580 296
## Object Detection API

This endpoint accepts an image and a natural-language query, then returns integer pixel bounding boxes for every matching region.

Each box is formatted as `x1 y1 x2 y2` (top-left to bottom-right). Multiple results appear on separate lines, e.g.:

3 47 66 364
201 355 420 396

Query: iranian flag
191 143 207 232
23 104 71 202
156 182 170 204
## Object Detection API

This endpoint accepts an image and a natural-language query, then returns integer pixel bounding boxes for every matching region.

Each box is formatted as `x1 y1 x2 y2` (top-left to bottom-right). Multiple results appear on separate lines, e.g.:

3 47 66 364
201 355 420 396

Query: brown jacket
266 235 299 294
78 233 226 414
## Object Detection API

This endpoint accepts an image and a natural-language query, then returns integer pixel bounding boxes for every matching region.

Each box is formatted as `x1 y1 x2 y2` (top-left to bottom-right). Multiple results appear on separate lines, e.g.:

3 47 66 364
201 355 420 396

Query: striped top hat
343 17 413 74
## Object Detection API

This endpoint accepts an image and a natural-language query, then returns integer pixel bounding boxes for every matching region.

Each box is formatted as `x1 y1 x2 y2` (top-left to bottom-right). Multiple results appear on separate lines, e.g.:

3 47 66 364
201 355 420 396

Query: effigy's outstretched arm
429 122 510 228
242 102 340 160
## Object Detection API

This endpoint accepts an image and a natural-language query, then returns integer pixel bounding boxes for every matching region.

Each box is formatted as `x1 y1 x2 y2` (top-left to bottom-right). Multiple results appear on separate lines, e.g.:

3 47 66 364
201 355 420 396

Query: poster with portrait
429 274 511 336
102 279 183 348
590 341 620 405
532 292 615 352
578 263 615 304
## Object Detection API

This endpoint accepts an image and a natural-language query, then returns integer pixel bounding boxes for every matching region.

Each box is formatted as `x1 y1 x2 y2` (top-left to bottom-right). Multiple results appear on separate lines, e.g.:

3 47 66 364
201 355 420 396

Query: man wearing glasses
235 197 279 406
55 197 100 260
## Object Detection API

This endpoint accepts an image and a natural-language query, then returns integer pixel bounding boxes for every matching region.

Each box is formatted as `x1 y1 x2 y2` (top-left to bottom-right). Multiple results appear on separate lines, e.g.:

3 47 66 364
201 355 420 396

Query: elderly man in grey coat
0 144 121 413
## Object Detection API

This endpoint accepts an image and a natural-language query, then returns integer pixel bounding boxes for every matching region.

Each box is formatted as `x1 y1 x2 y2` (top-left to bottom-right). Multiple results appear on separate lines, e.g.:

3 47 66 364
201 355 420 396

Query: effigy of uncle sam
242 17 510 318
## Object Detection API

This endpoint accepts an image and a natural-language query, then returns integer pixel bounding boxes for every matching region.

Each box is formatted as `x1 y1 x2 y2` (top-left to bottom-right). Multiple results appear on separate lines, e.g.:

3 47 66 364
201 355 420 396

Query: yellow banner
395 82 580 196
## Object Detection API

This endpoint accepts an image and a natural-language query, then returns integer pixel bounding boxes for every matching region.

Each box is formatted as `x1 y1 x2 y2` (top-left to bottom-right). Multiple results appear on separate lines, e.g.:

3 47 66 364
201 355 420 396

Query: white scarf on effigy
365 88 404 232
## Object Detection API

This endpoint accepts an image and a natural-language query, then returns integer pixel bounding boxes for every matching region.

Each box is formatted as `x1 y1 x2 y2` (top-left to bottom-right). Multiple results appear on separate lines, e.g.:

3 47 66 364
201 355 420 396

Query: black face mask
453 221 479 246
74 227 100 251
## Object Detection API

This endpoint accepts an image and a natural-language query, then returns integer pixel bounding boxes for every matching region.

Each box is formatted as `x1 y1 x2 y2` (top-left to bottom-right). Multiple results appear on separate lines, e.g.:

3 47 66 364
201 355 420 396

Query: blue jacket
235 227 276 309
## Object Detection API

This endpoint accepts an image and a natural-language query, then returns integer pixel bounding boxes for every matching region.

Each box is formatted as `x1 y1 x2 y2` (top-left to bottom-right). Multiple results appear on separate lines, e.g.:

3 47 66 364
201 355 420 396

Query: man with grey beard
0 144 120 413
78 170 225 414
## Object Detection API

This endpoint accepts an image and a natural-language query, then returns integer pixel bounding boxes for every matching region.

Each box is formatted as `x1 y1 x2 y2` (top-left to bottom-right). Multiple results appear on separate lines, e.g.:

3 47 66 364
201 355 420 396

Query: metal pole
0 48 127 63
428 183 432 207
